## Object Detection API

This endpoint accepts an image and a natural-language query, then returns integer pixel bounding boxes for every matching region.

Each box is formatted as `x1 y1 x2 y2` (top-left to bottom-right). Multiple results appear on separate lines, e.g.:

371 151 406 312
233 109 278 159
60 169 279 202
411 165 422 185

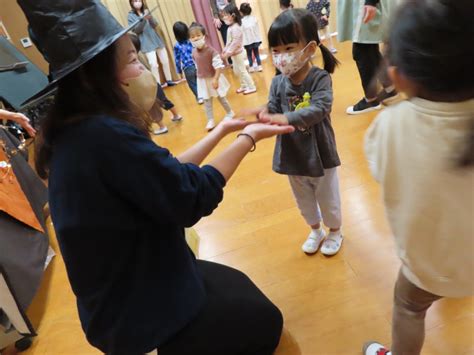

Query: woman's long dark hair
268 9 339 74
35 41 152 178
386 0 474 167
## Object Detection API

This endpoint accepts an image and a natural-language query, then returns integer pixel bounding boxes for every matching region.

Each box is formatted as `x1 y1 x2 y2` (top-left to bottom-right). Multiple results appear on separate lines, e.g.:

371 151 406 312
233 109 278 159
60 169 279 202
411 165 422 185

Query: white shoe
320 231 343 256
206 120 215 131
171 115 183 122
302 228 326 254
223 110 235 121
197 98 204 105
330 47 338 54
153 126 168 135
363 341 391 355
243 88 257 95
236 87 246 94
257 65 263 72
249 67 255 73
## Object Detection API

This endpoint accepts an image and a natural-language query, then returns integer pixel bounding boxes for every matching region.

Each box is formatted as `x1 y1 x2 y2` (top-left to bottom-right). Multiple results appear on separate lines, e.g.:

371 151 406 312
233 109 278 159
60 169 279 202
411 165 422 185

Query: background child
189 23 234 131
306 0 337 53
240 3 263 73
129 33 183 135
221 4 257 95
279 0 293 12
250 9 342 255
172 21 203 104
363 1 474 354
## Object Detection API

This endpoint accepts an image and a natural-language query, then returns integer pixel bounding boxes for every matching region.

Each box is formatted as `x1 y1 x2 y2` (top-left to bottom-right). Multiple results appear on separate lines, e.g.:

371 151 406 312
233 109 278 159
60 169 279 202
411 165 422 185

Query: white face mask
132 1 142 10
191 37 206 49
122 69 158 112
272 41 316 76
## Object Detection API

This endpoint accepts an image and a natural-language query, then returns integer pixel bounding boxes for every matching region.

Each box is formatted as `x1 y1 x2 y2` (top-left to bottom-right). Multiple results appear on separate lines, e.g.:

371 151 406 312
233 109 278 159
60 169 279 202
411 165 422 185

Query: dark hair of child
189 22 206 36
223 4 242 26
173 21 190 43
279 0 293 9
386 0 474 167
268 8 340 74
240 2 252 16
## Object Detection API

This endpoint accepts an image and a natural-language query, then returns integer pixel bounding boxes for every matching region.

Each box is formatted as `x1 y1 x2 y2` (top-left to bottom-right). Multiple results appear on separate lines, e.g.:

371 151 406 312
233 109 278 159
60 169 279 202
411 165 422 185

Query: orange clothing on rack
0 149 44 233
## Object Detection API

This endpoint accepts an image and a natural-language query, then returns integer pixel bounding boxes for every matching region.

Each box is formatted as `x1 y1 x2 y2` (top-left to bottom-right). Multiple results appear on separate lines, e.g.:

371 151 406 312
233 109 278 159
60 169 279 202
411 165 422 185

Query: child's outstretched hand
237 106 266 120
212 79 219 90
259 112 289 125
238 107 289 125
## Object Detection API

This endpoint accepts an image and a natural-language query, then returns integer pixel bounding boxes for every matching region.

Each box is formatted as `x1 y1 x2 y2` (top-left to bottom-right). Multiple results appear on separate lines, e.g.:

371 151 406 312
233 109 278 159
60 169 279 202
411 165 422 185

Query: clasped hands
215 106 294 143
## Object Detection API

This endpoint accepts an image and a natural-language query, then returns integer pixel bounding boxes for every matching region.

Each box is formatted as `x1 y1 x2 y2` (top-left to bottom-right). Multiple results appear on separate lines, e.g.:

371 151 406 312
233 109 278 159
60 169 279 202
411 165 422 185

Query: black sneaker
377 89 399 105
346 98 382 115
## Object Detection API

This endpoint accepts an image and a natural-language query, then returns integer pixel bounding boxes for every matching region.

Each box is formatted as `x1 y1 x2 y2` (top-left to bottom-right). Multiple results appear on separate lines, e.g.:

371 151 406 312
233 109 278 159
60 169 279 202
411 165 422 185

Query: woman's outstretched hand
216 118 252 135
242 122 295 142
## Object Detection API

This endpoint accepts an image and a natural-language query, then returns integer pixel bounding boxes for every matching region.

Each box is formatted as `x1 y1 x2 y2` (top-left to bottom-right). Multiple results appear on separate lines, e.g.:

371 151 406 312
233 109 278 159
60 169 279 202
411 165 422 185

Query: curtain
190 0 223 52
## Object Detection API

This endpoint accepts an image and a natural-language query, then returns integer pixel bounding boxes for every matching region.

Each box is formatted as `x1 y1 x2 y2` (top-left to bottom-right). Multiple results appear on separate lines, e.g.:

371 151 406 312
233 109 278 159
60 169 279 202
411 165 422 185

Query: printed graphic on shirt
288 92 312 133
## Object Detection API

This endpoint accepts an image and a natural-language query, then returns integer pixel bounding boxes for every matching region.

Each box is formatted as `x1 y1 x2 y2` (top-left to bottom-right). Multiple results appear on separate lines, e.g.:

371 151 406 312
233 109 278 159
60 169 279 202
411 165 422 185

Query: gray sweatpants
392 270 442 355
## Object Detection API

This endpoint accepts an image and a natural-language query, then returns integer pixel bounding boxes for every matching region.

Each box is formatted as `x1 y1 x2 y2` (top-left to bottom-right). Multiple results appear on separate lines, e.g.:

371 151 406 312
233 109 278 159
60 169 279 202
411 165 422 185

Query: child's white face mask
191 37 206 49
272 41 316 76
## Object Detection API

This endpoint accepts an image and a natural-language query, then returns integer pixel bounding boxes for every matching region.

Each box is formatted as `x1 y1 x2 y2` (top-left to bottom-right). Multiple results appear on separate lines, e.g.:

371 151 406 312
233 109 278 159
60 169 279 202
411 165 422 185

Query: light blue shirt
128 11 164 53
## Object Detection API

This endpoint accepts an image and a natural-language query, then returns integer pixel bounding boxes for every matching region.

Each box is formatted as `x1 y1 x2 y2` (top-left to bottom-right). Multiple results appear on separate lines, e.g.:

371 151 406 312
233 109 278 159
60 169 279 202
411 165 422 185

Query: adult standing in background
338 0 398 115
128 0 176 87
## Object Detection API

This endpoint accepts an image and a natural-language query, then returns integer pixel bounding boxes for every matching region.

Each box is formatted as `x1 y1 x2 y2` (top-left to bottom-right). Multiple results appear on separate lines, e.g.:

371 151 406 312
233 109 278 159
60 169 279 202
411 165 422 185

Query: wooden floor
22 40 473 355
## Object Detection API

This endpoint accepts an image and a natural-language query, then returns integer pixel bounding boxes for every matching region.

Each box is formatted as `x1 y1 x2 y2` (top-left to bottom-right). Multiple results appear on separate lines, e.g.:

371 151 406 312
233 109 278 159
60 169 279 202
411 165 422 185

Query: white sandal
320 231 343 256
302 229 326 254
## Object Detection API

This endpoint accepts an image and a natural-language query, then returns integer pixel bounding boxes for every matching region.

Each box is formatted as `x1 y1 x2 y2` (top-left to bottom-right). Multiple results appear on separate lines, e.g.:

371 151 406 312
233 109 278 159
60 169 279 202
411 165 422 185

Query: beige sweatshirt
365 97 474 297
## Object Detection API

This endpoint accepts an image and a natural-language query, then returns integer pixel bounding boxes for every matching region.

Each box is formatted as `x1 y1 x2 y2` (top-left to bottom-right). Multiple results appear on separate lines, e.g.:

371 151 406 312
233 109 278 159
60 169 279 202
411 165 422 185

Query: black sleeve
101 119 226 228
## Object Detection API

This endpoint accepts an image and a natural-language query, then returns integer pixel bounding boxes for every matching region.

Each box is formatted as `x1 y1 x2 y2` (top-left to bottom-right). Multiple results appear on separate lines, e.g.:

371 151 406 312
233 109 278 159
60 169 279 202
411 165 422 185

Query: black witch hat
17 0 145 106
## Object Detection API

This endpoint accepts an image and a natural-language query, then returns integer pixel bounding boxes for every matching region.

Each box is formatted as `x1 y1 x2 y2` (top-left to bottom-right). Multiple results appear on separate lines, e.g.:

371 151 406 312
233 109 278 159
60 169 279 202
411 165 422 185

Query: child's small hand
259 112 289 125
212 79 219 90
238 106 266 120
321 15 328 21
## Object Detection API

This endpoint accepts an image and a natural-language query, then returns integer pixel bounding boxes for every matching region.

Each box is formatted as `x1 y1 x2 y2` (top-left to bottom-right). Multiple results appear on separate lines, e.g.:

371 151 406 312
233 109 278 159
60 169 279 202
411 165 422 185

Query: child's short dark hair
279 0 293 9
240 2 252 16
223 4 242 26
129 32 141 52
173 21 189 43
268 9 339 73
189 22 206 36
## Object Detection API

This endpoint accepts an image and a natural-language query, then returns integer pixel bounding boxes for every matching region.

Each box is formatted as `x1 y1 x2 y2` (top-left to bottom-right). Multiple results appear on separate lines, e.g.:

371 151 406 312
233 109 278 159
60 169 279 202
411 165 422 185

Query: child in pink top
221 4 257 95
189 23 234 131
